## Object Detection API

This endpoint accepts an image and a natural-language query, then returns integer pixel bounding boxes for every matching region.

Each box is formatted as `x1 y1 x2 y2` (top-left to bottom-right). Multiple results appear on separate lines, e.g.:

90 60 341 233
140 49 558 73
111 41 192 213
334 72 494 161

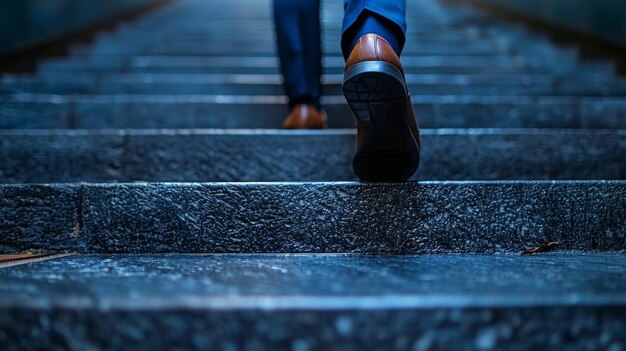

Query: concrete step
1 129 624 183
112 19 434 33
37 61 586 75
68 42 576 59
24 72 592 86
4 74 625 96
74 41 510 56
93 31 503 46
105 28 502 43
82 29 569 57
39 17 589 47
31 71 614 88
36 57 614 76
103 23 554 39
36 55 589 72
4 95 626 129
113 14 530 33
2 181 625 253
1 253 625 350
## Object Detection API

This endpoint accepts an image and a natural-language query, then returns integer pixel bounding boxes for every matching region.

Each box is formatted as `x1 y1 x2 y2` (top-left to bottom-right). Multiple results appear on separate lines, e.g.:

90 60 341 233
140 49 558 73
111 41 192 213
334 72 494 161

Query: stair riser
68 44 573 58
2 307 624 351
91 35 503 46
4 82 625 96
76 43 508 56
28 72 615 87
2 182 625 253
2 99 626 129
113 22 434 33
33 55 579 69
8 73 564 85
103 30 506 42
36 64 614 76
1 131 624 182
69 48 509 57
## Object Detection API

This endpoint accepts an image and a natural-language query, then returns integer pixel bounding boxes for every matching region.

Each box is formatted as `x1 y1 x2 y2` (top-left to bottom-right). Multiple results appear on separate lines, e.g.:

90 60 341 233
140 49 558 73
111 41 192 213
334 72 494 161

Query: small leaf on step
520 242 559 256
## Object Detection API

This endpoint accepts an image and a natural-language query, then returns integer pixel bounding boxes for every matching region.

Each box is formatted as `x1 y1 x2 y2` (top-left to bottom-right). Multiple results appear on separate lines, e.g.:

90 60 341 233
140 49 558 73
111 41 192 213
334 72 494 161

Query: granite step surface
3 0 625 349
67 44 575 59
90 32 506 46
34 55 593 72
31 58 614 77
35 57 614 76
73 41 511 56
1 129 624 183
30 70 614 84
104 28 511 42
1 253 625 350
112 20 431 33
4 95 626 130
74 30 570 53
4 76 626 96
2 181 625 253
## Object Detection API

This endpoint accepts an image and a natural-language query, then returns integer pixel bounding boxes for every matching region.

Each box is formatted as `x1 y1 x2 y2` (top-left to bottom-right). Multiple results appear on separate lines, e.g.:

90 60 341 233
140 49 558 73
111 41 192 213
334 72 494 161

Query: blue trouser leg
273 0 322 109
341 0 407 59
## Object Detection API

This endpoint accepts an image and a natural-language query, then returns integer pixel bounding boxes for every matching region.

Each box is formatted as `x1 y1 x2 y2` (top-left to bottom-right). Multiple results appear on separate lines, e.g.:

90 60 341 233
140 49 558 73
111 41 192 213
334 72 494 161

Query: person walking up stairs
275 0 421 181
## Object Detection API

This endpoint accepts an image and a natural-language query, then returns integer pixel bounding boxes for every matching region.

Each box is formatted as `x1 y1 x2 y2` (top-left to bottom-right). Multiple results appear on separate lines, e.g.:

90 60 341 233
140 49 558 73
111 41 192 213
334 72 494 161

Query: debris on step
520 242 559 256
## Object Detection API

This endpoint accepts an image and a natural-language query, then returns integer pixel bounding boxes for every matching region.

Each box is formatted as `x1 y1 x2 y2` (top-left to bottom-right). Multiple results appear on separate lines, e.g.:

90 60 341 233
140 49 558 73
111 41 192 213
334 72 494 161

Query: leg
273 0 327 129
341 0 407 59
341 0 421 182
272 0 322 110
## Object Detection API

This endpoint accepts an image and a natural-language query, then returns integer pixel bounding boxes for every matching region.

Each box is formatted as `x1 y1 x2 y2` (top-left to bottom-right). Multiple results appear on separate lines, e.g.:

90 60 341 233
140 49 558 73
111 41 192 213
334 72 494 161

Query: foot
283 104 328 129
343 33 421 182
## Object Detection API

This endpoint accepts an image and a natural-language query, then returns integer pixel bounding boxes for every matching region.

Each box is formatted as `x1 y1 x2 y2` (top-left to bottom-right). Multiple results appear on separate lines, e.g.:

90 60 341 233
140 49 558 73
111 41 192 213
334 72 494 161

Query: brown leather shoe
283 104 328 129
343 33 421 182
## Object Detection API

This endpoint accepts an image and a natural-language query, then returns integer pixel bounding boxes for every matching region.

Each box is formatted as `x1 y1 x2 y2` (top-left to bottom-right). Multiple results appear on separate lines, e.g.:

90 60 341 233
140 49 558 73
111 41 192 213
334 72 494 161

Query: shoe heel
343 61 407 122
343 61 420 182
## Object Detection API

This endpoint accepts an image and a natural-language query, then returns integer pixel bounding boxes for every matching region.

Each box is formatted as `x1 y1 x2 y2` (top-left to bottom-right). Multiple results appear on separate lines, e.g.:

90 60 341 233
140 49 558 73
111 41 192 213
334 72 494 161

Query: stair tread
3 252 625 349
2 253 625 309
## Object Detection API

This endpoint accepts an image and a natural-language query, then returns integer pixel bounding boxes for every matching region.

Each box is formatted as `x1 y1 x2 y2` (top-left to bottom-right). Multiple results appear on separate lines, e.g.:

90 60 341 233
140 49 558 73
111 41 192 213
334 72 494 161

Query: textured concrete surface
36 54 598 73
0 184 80 253
4 95 626 129
74 41 508 56
1 0 626 348
4 75 626 96
37 58 613 75
3 253 625 308
0 254 625 350
0 129 624 183
4 307 625 351
1 181 625 253
0 94 612 129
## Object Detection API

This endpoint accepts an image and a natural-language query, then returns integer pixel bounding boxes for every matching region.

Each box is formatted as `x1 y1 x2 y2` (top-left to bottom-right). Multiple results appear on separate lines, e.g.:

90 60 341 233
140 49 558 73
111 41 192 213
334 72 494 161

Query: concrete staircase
1 0 625 349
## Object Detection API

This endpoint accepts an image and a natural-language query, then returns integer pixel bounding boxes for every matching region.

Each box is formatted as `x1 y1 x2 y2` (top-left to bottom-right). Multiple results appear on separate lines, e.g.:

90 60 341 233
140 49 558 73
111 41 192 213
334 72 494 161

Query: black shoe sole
343 61 421 182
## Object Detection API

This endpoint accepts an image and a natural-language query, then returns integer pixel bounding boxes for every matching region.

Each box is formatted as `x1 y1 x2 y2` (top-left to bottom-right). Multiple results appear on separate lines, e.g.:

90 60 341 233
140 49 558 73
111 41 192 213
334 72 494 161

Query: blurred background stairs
1 0 625 349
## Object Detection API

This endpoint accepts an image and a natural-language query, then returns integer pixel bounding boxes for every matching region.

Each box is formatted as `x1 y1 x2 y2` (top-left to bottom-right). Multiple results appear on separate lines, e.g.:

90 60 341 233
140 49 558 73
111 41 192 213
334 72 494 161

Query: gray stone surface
1 129 624 182
36 58 613 75
4 307 625 351
0 99 68 129
0 254 625 350
1 0 626 347
4 95 626 129
1 181 625 253
0 185 80 253
74 40 507 56
36 54 591 71
0 74 626 96
4 77 626 96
